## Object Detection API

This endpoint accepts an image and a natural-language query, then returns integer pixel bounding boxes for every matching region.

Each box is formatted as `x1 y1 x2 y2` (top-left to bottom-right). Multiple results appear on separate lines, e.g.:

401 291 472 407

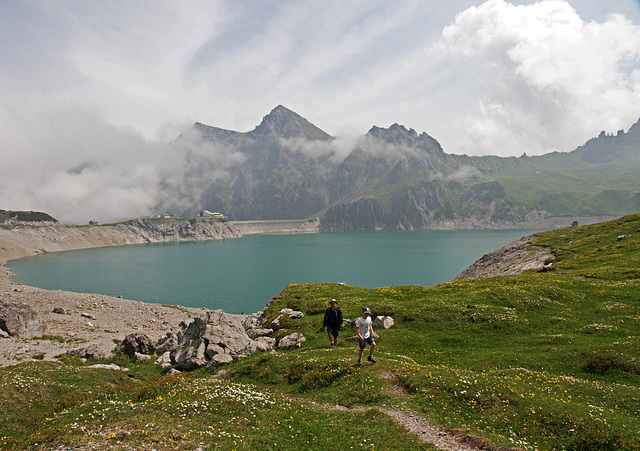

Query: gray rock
255 336 276 352
115 333 156 358
269 315 284 331
133 352 152 362
87 363 127 371
156 332 180 355
52 307 67 315
373 316 394 329
246 328 274 340
0 302 46 338
205 343 225 359
68 344 109 360
280 308 304 319
242 311 266 330
171 309 258 370
173 338 207 370
277 332 306 349
0 329 10 339
206 352 234 369
155 351 172 369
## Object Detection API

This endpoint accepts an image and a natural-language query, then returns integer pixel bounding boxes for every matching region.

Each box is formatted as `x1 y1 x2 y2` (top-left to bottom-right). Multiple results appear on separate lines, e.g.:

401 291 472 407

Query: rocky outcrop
268 308 304 331
0 218 242 263
0 302 46 338
165 309 264 371
319 183 563 232
150 307 310 370
68 344 109 360
115 333 156 358
116 218 241 243
455 235 555 280
277 332 306 349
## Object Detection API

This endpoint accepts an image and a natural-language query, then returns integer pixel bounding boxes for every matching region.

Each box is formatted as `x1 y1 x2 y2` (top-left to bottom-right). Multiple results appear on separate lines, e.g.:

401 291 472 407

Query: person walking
355 307 376 366
323 299 343 348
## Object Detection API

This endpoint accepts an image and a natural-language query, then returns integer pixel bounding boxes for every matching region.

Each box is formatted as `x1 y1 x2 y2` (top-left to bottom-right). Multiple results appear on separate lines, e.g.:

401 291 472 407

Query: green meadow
1 214 639 450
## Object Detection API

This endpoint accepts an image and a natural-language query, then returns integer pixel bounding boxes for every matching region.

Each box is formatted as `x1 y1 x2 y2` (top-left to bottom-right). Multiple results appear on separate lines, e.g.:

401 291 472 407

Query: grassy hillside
0 209 57 224
1 215 639 450
491 127 640 216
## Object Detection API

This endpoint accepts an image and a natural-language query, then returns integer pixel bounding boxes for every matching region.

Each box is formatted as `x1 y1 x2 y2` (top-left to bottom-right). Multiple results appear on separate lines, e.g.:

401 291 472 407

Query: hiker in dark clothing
323 299 343 348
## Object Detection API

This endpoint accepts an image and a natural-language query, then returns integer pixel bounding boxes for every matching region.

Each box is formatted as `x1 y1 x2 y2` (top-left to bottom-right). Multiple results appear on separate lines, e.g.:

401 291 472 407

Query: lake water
7 230 540 314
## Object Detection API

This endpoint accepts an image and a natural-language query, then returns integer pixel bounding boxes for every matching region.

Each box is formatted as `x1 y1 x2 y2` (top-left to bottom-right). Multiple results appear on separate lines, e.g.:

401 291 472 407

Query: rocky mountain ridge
173 106 640 231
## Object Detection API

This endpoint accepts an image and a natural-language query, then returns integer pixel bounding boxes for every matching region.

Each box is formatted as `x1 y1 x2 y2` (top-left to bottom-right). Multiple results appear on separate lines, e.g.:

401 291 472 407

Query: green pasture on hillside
1 214 639 450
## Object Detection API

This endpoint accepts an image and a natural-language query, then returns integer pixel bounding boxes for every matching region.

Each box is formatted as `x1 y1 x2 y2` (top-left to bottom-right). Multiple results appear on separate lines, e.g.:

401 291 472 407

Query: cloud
438 0 640 156
1 1 639 222
279 135 360 166
0 111 165 223
0 110 248 224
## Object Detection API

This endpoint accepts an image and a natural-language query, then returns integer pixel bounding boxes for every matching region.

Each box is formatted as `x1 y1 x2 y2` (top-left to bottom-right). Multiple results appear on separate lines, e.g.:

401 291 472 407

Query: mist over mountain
169 106 640 230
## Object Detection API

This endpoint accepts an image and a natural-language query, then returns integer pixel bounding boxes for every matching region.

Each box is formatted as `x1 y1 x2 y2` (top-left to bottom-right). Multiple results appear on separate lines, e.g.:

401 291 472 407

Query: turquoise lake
7 230 541 314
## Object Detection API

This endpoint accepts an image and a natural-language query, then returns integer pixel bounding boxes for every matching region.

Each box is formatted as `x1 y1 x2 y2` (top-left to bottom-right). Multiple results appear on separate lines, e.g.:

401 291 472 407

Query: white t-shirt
355 316 372 339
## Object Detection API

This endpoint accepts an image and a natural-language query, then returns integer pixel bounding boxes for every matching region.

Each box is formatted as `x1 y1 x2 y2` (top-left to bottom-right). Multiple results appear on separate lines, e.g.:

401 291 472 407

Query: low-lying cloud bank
2 1 640 223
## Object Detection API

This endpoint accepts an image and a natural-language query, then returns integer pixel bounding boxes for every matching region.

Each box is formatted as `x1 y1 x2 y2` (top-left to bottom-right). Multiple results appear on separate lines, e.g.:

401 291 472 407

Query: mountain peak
252 105 332 141
366 123 444 154
627 117 640 136
367 124 418 144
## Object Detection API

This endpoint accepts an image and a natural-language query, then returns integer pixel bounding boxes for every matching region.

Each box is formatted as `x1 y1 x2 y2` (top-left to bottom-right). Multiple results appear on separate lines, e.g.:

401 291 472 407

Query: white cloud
1 1 639 222
0 109 249 224
439 0 640 156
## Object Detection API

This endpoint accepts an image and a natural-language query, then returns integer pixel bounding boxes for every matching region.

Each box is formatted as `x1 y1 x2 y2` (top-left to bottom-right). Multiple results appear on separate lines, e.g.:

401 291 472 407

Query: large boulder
115 333 156 358
246 328 273 340
269 315 285 331
68 344 110 360
373 316 394 329
242 311 266 330
156 331 181 355
280 308 304 319
173 338 208 370
155 351 172 369
277 332 306 349
133 352 152 362
0 302 46 338
171 309 260 370
255 336 276 352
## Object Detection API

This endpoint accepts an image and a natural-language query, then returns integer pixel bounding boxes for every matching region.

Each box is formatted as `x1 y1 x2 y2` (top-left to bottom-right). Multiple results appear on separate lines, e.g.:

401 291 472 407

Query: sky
2 0 640 223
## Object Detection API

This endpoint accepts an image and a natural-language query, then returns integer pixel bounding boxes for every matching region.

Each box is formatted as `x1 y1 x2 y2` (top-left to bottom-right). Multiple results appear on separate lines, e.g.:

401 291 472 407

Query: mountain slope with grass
1 215 639 450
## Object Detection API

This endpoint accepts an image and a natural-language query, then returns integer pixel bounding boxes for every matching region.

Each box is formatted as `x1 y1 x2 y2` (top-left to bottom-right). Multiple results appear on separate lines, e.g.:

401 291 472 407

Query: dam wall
230 219 320 235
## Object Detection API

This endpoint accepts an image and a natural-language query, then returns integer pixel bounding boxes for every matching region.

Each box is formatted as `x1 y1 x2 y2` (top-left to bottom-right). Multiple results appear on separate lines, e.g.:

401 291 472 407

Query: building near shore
199 210 226 220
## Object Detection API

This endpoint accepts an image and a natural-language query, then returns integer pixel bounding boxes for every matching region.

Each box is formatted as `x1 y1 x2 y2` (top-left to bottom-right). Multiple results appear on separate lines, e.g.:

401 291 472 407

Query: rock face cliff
172 106 640 231
0 219 242 263
455 235 555 280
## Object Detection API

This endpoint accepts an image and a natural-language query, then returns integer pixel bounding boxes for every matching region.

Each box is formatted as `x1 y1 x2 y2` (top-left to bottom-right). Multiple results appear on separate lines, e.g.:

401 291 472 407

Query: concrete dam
230 219 320 235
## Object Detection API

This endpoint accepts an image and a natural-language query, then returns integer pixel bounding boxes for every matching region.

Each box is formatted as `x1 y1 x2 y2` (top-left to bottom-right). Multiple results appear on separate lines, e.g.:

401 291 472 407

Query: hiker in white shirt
355 307 376 366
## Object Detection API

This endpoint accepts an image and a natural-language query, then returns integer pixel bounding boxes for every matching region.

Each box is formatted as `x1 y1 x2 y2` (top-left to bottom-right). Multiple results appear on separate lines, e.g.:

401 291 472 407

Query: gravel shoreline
0 229 240 367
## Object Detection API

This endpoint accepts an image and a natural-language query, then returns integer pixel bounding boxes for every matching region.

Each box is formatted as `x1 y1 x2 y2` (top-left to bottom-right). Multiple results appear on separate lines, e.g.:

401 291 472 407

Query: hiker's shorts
359 336 375 349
